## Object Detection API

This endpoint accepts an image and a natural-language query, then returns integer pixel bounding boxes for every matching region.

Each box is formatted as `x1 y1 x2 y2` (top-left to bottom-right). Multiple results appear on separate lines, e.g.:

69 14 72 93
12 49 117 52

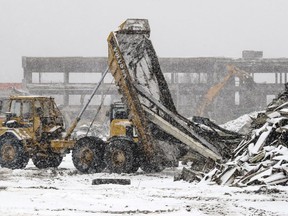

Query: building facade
22 51 288 123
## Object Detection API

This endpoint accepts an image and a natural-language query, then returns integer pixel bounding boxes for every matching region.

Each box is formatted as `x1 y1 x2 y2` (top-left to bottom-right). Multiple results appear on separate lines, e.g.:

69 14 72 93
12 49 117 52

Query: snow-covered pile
204 86 288 186
221 111 259 134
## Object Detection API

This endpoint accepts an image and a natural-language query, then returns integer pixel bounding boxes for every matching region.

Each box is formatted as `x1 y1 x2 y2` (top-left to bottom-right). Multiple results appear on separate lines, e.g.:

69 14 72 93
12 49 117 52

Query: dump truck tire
72 137 105 173
104 139 134 174
32 152 63 169
0 134 29 169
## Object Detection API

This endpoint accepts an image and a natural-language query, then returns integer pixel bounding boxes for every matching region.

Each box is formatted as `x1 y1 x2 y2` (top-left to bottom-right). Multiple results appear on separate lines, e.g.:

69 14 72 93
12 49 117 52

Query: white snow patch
0 155 288 215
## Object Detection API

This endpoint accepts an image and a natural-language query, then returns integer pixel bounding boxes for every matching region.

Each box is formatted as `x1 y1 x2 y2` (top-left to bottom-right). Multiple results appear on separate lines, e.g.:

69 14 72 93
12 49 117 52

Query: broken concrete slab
184 83 288 187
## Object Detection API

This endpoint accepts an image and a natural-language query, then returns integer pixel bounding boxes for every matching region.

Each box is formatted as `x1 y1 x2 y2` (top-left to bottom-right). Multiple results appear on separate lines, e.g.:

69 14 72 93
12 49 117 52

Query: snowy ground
0 154 288 216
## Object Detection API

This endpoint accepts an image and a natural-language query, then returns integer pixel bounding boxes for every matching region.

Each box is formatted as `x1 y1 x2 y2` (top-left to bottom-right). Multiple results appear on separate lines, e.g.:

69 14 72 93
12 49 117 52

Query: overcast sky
1 0 288 82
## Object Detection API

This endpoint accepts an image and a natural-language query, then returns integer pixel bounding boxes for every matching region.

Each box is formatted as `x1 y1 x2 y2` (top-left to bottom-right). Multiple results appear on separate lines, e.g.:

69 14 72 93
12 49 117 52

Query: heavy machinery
104 102 141 173
0 96 69 169
0 69 108 170
72 19 243 174
103 19 242 172
71 100 140 174
196 65 255 117
0 19 242 173
95 21 242 171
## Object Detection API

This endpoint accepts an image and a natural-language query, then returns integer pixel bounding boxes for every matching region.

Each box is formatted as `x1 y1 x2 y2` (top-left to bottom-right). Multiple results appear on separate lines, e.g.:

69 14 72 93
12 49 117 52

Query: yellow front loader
0 96 72 169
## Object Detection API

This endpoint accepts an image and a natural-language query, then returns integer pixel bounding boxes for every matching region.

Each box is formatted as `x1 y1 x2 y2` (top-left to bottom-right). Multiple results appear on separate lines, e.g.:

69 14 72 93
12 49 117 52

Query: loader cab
109 102 138 141
5 99 34 128
3 96 64 132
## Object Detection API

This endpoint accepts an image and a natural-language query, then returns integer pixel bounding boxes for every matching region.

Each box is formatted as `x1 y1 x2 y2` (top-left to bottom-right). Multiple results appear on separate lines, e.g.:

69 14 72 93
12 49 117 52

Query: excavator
196 65 255 117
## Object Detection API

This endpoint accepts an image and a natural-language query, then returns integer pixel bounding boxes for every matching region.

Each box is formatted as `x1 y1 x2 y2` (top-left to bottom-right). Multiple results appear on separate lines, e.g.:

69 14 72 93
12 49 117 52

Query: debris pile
220 111 258 134
203 84 288 186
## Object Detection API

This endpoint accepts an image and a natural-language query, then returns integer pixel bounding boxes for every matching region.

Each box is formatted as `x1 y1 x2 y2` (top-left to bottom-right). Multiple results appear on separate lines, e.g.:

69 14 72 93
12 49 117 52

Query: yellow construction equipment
0 19 243 173
196 65 255 117
0 96 70 169
106 19 242 172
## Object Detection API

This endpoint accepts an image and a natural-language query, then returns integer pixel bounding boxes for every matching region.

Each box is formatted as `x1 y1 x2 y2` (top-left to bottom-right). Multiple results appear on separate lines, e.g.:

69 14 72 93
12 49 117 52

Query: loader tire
104 139 133 174
72 137 105 173
0 135 29 169
32 152 63 169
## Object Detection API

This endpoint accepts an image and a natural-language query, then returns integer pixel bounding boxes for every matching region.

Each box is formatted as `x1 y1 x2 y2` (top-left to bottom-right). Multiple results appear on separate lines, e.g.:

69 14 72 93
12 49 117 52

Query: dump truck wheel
104 139 133 174
32 153 63 169
0 135 29 169
72 137 105 173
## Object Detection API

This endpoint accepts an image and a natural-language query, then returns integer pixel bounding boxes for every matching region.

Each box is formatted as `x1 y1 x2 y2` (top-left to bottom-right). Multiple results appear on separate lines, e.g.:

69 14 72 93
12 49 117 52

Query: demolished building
201 84 288 186
22 51 288 124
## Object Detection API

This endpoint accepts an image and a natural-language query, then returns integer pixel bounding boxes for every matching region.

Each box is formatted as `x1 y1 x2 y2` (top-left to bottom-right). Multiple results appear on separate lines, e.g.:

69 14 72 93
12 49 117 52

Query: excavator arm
196 64 255 117
196 66 235 116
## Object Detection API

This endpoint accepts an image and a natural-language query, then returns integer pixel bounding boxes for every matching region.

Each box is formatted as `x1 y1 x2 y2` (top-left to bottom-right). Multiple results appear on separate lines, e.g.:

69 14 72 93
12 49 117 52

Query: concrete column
22 57 32 84
63 72 69 106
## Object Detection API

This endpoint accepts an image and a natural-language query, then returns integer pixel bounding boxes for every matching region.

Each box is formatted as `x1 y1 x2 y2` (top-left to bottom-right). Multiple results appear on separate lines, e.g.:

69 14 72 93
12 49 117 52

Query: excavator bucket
107 19 240 168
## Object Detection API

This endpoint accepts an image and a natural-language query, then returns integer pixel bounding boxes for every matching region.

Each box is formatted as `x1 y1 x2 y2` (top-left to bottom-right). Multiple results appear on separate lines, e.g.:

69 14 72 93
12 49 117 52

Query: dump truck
104 19 242 172
70 19 242 174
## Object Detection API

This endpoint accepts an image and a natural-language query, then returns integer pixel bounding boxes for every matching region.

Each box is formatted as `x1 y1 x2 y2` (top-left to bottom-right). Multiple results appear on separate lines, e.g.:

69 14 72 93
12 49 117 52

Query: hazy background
0 0 288 82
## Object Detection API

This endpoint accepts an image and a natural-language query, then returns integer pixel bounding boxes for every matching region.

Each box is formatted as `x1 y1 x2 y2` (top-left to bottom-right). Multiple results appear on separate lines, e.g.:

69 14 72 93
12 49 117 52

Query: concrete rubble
178 84 288 186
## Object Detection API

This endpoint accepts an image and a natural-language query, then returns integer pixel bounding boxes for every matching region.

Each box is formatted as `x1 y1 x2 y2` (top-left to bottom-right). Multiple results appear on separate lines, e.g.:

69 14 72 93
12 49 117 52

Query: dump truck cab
109 102 138 142
0 96 66 169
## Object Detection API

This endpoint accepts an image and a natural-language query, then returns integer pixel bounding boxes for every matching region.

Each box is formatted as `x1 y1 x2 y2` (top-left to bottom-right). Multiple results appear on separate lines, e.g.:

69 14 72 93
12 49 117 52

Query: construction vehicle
196 65 255 117
105 102 141 173
0 68 109 170
103 19 242 173
69 19 240 174
71 100 140 174
0 96 69 169
0 66 133 172
0 19 242 173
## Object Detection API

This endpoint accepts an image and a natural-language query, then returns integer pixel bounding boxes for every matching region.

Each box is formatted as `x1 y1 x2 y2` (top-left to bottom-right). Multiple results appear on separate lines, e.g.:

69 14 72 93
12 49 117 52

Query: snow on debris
203 84 288 187
220 111 259 134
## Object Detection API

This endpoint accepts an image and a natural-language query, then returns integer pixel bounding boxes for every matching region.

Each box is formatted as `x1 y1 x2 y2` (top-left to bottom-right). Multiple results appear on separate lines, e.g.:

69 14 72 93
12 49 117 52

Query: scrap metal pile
203 84 288 186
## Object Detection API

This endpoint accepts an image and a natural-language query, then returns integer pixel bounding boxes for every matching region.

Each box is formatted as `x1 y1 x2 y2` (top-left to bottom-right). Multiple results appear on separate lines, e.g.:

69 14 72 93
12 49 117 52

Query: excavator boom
196 64 255 117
